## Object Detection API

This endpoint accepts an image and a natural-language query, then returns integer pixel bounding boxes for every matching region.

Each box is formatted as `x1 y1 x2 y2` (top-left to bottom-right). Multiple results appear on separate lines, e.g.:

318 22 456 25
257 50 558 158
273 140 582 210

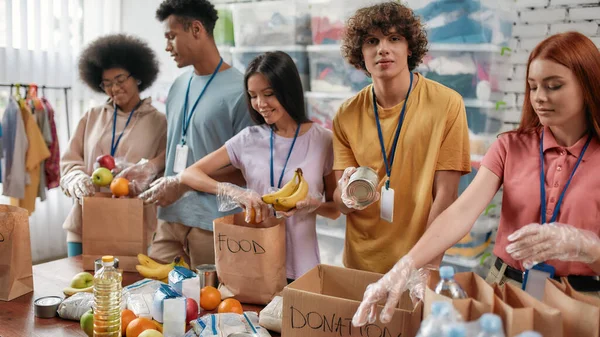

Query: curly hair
78 34 159 93
156 0 218 36
341 2 428 75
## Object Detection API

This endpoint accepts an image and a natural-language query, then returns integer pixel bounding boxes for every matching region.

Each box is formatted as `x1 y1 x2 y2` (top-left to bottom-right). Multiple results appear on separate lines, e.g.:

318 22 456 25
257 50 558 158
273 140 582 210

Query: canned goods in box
347 167 379 207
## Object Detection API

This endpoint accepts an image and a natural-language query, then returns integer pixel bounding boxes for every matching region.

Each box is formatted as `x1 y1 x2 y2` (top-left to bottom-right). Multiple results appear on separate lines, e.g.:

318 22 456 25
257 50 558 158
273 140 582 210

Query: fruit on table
111 177 130 197
63 285 94 296
121 309 137 336
126 317 160 337
70 272 94 288
185 297 199 324
80 309 93 337
261 168 309 212
138 330 164 337
200 286 221 311
92 167 113 186
96 154 116 171
135 255 188 281
218 298 243 315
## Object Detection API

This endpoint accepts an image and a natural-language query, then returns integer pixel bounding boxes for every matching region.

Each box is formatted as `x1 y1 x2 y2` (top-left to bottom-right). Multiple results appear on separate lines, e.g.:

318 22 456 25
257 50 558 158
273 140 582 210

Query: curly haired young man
333 2 471 274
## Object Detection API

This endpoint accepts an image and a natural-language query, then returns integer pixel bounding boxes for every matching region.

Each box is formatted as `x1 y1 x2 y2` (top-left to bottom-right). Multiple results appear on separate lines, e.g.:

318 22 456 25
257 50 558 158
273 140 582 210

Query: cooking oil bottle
93 255 122 336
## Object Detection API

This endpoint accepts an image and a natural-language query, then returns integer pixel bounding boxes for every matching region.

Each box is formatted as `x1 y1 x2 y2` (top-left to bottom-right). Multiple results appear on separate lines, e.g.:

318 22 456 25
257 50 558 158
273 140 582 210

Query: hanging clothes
1 98 28 199
0 122 3 183
9 102 50 214
30 99 52 201
42 97 61 189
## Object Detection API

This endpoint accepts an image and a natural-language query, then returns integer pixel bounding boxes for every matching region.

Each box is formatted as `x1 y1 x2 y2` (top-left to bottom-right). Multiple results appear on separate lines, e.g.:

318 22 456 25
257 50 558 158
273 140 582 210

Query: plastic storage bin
232 0 312 47
214 4 235 46
231 45 310 90
307 45 371 93
305 91 353 130
411 0 514 45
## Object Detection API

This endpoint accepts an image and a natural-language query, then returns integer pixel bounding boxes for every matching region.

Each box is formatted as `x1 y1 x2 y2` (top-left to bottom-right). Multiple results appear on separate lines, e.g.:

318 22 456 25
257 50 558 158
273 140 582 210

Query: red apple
185 297 199 324
96 154 116 171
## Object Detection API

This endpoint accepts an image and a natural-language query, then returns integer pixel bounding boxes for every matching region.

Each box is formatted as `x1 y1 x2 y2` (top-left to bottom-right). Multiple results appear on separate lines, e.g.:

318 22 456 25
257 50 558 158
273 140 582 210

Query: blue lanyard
539 129 592 224
181 58 223 145
373 71 413 189
110 100 141 157
270 125 300 188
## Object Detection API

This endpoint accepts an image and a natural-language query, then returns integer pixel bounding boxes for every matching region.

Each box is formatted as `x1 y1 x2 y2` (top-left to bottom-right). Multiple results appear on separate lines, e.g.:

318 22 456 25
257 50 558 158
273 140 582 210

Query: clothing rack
0 83 72 138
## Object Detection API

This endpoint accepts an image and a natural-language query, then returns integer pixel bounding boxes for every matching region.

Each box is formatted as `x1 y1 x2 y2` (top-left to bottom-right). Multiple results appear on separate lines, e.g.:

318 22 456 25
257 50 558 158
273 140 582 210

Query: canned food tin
196 264 219 289
347 167 379 207
95 257 119 273
228 333 256 337
34 296 63 318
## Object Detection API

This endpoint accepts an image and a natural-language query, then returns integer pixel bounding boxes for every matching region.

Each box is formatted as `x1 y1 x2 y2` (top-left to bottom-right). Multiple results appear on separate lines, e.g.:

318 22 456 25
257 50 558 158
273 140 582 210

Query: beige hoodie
60 97 167 243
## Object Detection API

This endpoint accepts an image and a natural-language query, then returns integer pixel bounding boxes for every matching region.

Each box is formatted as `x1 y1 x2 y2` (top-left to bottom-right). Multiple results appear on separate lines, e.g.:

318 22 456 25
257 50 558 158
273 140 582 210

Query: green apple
80 309 93 337
92 167 113 186
70 272 94 289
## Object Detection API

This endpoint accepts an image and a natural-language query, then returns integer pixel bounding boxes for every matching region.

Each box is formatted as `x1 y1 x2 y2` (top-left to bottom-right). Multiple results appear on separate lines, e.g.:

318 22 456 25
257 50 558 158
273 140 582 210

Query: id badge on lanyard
173 144 189 173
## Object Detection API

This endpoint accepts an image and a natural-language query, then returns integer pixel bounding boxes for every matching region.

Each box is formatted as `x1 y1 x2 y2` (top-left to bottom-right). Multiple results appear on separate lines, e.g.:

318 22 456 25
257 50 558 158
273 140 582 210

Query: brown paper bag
544 278 600 337
563 277 600 307
213 213 286 305
0 205 34 301
424 270 494 320
82 193 146 272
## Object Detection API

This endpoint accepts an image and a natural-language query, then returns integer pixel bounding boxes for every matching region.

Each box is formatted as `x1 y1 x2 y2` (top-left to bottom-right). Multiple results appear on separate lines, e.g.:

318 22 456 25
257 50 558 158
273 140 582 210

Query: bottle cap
480 313 503 332
439 266 455 279
102 255 114 263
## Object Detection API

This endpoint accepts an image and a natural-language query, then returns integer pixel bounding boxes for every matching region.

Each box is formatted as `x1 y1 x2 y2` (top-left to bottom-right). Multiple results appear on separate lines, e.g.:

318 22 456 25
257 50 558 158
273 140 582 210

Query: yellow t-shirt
333 73 471 274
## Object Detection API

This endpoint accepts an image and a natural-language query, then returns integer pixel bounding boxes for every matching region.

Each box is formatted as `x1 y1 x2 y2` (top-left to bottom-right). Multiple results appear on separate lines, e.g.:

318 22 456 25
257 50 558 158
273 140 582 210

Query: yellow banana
137 253 163 269
135 255 187 280
275 170 309 210
63 285 93 296
262 169 302 204
176 258 190 270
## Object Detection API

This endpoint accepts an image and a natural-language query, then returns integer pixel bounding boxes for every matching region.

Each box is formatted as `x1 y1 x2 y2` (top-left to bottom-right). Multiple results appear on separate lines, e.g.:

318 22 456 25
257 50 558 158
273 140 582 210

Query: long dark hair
244 51 310 129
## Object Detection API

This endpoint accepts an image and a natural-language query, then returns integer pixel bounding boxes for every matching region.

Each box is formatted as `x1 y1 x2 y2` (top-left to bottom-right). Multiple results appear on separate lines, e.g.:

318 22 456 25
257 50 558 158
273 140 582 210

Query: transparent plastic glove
352 256 428 326
115 159 159 196
110 156 134 176
339 167 380 210
506 222 600 269
60 170 95 201
217 183 271 223
139 175 190 207
277 192 324 218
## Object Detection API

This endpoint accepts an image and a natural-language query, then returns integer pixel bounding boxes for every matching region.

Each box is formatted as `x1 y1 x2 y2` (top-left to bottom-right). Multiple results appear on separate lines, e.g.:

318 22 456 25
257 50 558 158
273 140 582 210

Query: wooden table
0 256 280 337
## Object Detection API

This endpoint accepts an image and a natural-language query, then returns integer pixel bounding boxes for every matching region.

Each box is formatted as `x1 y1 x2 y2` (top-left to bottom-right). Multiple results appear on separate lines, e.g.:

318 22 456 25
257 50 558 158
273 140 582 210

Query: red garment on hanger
42 98 61 189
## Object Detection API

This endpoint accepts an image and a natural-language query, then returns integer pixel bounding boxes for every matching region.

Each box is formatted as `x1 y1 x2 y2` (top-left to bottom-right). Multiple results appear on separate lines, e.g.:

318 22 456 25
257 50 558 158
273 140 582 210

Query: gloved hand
338 167 380 210
115 160 159 196
506 222 600 269
109 157 134 176
139 175 190 207
277 192 324 218
217 183 271 223
60 170 95 201
352 256 428 326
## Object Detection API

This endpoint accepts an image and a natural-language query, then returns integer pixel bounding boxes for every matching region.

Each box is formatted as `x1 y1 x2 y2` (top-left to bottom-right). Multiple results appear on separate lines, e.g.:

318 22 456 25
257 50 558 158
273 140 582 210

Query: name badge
173 144 189 173
522 263 556 301
380 186 394 223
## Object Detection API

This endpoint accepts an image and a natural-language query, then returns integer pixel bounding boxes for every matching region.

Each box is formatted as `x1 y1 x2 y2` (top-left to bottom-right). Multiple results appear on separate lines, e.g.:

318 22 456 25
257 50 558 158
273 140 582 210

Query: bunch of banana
261 168 309 212
135 254 189 283
63 285 93 296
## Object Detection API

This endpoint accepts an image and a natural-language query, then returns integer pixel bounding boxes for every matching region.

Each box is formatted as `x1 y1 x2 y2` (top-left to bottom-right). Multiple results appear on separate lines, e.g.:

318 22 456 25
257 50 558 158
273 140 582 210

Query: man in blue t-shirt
140 0 253 267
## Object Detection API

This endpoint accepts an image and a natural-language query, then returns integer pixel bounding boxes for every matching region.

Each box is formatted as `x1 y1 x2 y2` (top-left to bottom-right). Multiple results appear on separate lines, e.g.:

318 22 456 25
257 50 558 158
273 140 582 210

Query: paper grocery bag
0 205 34 301
82 193 146 272
213 213 286 305
544 278 600 337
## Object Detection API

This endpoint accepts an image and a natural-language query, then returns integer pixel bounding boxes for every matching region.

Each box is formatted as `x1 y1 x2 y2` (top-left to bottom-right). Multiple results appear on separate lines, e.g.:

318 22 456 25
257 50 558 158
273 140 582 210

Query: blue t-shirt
158 67 253 230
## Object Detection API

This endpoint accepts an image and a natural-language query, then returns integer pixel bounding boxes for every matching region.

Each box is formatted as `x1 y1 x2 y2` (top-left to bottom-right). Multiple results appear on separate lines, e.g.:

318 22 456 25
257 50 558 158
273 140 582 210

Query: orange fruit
126 317 159 337
110 177 129 197
200 286 221 310
121 309 137 335
244 209 261 224
217 298 243 314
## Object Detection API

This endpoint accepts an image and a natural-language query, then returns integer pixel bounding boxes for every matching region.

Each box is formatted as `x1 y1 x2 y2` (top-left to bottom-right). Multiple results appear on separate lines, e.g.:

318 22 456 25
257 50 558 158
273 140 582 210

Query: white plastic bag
259 296 282 333
190 312 271 337
57 292 94 321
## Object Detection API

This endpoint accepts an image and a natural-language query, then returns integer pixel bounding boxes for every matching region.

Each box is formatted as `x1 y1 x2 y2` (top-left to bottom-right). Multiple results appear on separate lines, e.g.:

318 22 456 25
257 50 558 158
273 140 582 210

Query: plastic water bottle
435 266 467 299
93 255 122 336
446 323 467 337
417 301 459 337
476 313 505 337
515 332 542 337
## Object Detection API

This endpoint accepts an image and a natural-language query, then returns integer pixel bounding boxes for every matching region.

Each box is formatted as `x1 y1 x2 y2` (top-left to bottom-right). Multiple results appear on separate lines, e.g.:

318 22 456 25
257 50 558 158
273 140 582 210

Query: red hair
518 32 600 140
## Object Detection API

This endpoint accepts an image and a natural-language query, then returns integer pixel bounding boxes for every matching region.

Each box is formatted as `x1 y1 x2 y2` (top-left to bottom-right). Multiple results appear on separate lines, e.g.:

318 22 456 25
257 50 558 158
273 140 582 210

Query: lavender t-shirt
225 123 334 279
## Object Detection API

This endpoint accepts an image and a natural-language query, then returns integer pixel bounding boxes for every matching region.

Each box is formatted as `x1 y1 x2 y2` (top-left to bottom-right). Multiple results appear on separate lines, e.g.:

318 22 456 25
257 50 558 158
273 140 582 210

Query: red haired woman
353 31 600 326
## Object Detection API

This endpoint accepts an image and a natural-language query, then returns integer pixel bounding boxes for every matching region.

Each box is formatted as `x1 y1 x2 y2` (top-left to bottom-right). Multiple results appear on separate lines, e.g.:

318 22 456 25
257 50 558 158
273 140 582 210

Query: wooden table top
0 256 279 337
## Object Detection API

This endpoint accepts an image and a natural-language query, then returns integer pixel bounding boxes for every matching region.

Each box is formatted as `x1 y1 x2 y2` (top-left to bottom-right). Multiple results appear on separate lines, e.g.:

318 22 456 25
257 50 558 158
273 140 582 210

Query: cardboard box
82 193 146 272
282 264 422 337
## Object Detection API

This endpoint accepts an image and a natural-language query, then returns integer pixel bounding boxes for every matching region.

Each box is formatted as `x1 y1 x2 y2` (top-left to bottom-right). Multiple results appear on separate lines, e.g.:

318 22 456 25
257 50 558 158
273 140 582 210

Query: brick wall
502 0 600 125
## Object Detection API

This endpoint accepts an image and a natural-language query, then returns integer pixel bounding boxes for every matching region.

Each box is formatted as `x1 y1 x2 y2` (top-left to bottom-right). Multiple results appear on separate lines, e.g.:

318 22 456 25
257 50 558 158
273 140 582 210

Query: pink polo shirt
482 126 600 276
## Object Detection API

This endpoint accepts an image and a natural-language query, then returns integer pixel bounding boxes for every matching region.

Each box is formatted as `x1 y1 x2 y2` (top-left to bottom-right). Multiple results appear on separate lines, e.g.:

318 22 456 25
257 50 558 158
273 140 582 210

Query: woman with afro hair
60 34 167 257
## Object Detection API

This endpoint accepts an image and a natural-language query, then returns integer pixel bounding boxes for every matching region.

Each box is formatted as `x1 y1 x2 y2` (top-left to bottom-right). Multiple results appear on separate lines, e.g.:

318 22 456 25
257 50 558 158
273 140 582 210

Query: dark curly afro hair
78 34 159 93
156 0 218 36
341 2 428 76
